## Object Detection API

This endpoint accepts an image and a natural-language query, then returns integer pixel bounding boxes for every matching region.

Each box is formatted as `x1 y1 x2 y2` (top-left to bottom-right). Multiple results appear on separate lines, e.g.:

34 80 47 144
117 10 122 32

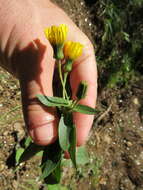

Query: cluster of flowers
44 24 83 72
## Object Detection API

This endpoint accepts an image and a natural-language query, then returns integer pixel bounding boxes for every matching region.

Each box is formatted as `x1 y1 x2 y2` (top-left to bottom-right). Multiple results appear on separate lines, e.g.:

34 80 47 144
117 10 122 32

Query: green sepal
53 44 64 60
64 59 73 72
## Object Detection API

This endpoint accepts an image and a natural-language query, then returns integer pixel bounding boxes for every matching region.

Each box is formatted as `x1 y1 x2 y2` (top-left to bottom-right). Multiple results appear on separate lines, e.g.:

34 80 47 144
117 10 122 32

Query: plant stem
63 72 69 99
57 60 68 99
71 99 80 110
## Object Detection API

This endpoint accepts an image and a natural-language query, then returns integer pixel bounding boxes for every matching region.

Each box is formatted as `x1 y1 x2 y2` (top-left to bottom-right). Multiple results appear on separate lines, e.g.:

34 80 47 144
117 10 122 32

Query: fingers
70 42 97 146
15 38 58 145
45 2 97 146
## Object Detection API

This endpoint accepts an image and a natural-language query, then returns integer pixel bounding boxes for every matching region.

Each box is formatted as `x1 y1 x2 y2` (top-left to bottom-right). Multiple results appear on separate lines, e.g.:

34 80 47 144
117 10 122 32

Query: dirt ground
0 0 143 190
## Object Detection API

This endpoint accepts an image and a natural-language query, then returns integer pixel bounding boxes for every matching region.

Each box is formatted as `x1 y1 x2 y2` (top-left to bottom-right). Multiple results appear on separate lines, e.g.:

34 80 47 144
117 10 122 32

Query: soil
0 0 143 190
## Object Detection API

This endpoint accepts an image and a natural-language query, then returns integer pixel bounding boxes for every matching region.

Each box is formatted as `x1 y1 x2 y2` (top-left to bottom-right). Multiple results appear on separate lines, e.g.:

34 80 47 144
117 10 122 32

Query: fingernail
29 120 57 145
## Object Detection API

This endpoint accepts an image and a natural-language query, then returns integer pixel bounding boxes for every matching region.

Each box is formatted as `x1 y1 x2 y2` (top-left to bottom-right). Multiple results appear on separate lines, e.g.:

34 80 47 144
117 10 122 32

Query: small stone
81 2 84 5
12 180 19 189
0 86 3 91
133 97 139 105
0 161 5 171
99 177 107 185
135 160 141 166
13 122 24 137
3 131 9 136
127 141 132 147
104 135 111 144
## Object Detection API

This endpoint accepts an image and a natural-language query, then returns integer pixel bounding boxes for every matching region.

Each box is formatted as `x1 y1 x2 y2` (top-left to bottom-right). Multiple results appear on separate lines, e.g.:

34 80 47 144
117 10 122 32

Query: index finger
70 40 97 146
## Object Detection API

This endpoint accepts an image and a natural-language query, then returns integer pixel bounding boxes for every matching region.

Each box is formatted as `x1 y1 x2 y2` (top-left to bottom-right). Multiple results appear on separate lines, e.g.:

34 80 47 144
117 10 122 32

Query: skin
0 0 97 146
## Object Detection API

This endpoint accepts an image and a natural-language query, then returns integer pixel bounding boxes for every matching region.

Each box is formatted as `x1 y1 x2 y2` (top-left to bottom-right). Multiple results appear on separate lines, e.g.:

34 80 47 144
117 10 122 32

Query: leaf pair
37 95 99 115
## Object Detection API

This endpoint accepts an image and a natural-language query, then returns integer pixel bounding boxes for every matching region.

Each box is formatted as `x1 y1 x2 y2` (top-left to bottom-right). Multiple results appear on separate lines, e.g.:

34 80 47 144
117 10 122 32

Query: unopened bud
64 59 73 72
76 81 88 100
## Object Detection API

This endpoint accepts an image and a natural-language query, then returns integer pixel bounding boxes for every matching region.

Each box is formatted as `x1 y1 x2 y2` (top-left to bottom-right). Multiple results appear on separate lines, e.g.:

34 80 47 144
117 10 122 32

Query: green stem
71 99 80 110
63 72 68 86
57 60 68 99
63 72 69 99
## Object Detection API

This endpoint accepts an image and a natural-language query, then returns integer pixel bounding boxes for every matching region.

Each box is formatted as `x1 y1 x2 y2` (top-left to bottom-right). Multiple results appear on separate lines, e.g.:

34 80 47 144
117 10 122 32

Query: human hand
0 0 97 146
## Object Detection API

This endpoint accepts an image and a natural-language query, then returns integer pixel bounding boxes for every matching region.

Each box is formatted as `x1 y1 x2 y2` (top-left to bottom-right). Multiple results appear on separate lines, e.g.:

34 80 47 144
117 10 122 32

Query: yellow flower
44 24 68 59
63 41 84 72
63 41 83 60
44 24 68 45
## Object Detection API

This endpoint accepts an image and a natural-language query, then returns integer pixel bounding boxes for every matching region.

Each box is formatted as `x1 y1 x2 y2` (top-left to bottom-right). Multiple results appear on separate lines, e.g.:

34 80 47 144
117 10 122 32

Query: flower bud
76 81 88 100
64 59 73 72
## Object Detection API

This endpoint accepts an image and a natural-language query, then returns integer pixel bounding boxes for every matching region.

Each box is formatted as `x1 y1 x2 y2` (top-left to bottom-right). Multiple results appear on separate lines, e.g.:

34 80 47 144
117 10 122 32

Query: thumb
14 39 58 145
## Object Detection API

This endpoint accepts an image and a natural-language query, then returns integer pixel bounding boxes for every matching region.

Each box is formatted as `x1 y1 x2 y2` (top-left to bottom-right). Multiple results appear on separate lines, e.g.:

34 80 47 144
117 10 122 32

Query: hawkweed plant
16 24 98 185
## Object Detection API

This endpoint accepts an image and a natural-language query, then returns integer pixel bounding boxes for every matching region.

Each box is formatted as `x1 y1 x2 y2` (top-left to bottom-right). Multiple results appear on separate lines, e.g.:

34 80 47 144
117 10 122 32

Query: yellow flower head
44 24 68 45
63 41 84 60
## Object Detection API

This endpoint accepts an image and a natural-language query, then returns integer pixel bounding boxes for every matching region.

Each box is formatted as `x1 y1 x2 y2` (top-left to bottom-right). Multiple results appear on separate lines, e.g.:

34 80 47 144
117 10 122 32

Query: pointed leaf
40 160 60 180
76 146 89 165
44 160 61 184
24 136 32 148
58 116 71 151
63 113 77 168
46 96 69 105
15 148 24 164
19 143 44 163
73 104 99 115
68 123 77 168
41 141 62 184
37 95 69 107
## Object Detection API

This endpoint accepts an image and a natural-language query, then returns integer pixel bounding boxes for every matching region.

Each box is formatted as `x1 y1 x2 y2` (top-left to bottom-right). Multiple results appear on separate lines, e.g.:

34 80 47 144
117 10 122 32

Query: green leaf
58 116 71 151
47 184 68 190
15 148 24 164
69 124 76 168
63 113 77 168
41 141 62 184
24 136 32 148
19 143 44 163
37 95 69 107
73 104 99 115
36 151 43 157
41 160 60 180
76 146 89 165
47 160 61 184
45 96 69 105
